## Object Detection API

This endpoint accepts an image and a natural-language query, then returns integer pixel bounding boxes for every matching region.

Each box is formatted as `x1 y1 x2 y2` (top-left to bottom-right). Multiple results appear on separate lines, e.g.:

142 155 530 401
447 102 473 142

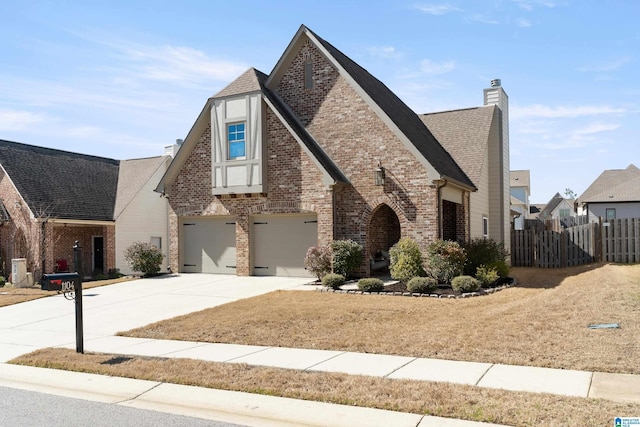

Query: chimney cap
490 78 502 87
175 138 184 145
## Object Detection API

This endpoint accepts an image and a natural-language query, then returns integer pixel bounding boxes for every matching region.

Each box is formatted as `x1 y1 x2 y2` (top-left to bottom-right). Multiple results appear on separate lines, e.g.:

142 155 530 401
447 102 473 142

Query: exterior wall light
375 162 385 186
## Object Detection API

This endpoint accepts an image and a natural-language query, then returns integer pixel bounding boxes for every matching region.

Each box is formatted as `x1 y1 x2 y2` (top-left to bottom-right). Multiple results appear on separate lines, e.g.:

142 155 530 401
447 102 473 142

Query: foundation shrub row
307 237 509 294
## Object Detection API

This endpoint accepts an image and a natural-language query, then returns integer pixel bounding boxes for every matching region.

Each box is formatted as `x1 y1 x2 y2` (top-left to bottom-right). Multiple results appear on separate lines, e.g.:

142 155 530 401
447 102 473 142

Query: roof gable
156 67 347 194
0 139 119 221
115 156 169 218
266 25 475 190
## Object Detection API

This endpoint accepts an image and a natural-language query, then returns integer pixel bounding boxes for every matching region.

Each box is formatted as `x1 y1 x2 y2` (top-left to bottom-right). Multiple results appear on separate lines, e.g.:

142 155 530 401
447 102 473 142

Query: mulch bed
318 277 515 299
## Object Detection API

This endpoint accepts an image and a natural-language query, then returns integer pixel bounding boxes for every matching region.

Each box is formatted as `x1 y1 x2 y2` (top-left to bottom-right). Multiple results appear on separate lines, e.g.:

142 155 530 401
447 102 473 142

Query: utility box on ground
11 258 28 288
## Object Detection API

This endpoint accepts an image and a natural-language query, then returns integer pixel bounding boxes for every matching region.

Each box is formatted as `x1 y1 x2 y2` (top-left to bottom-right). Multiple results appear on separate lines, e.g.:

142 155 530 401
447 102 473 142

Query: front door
93 236 104 273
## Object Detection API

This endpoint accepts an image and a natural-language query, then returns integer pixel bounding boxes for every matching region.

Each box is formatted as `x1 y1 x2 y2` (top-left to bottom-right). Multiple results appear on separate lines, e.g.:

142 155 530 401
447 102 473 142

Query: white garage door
252 214 317 277
181 217 236 274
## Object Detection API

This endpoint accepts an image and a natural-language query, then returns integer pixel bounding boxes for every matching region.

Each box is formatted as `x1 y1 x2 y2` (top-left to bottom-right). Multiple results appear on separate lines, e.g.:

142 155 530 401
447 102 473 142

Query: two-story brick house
156 25 510 277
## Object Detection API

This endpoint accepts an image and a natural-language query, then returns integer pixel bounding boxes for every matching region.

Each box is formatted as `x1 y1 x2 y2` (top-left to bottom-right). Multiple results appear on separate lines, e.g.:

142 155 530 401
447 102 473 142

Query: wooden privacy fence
511 217 640 267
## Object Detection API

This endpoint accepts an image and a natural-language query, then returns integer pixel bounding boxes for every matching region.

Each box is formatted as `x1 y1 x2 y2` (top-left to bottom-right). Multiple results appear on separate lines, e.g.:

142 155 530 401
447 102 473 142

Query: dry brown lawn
13 347 640 427
0 277 136 307
122 263 640 374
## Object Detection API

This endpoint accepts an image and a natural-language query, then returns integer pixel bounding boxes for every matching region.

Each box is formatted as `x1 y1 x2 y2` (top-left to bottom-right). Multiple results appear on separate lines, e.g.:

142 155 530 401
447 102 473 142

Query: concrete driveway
0 274 314 362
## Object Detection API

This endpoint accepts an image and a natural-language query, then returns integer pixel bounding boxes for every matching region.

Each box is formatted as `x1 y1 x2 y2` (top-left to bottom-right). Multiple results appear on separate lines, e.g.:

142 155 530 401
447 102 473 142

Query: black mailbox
41 273 80 292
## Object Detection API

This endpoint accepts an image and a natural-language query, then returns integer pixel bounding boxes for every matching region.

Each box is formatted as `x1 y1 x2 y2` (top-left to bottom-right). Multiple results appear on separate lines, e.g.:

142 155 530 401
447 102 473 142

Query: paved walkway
1 274 639 426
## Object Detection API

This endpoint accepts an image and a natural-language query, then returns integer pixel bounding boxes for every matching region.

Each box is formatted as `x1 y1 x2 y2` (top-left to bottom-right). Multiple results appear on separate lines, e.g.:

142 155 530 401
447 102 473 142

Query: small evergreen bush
107 268 123 279
322 273 345 289
426 240 466 284
304 245 332 280
389 238 426 282
124 242 164 277
0 276 5 287
357 278 384 292
331 240 363 278
406 276 438 293
475 265 499 287
463 238 510 277
451 275 481 293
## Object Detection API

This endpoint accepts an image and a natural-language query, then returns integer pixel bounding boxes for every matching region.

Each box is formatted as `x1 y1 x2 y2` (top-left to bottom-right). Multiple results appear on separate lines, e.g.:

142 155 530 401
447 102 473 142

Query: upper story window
227 122 246 160
559 208 571 218
606 208 616 220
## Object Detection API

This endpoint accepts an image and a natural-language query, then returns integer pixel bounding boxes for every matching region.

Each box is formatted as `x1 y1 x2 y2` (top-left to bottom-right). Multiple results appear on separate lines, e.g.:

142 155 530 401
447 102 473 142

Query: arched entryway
368 204 401 275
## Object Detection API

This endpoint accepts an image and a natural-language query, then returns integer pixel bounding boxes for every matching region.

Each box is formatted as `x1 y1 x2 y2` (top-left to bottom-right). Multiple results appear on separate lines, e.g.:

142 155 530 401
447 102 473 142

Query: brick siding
167 35 465 276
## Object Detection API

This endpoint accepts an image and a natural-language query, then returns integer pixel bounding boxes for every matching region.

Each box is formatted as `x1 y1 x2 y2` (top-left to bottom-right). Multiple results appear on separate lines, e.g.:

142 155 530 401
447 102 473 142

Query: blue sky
1 1 638 203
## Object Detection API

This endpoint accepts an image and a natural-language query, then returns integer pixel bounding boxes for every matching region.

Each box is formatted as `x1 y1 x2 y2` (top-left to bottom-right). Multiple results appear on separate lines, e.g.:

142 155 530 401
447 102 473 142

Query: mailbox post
73 241 83 354
40 241 84 353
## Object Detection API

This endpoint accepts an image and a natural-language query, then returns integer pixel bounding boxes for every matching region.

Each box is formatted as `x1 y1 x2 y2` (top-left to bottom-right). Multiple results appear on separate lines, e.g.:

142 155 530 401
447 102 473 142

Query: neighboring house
510 170 531 230
0 139 171 281
537 192 576 223
577 164 640 221
155 25 510 278
114 156 171 275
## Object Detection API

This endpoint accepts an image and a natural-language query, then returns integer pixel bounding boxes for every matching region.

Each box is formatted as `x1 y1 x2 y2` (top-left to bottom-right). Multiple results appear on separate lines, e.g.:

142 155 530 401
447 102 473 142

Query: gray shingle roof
538 192 563 219
578 164 640 203
307 27 475 189
213 67 266 98
0 139 119 221
420 106 496 186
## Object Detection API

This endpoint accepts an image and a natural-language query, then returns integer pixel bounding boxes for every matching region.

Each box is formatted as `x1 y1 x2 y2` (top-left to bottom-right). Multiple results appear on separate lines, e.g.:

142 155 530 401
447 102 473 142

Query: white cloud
368 45 402 59
122 45 248 86
577 57 631 73
516 18 532 27
414 4 462 15
0 109 45 131
419 59 455 75
469 14 500 25
511 104 626 119
512 0 557 11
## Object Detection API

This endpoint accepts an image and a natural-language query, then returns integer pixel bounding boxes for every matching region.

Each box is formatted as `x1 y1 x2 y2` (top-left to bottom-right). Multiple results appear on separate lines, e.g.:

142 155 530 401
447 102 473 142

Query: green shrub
304 245 332 280
475 265 499 287
124 242 164 277
357 278 384 292
107 268 123 279
0 276 5 287
463 238 510 277
389 238 426 282
322 273 345 289
331 240 363 278
451 275 481 293
406 276 438 293
426 240 466 284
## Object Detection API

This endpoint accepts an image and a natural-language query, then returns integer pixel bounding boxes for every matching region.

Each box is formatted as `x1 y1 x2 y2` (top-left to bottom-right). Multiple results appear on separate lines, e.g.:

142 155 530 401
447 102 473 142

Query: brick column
235 214 251 276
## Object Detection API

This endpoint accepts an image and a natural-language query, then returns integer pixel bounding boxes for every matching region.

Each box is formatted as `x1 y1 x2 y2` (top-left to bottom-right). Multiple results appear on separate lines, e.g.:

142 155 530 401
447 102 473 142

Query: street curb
0 363 509 427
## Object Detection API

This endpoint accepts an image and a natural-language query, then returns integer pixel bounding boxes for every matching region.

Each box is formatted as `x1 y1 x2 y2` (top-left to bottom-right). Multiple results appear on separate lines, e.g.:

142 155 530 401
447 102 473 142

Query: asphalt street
0 385 246 427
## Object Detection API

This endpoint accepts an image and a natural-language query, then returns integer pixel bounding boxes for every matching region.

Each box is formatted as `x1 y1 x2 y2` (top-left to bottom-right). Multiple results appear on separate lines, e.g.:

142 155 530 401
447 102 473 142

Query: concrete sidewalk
1 274 639 426
58 335 640 404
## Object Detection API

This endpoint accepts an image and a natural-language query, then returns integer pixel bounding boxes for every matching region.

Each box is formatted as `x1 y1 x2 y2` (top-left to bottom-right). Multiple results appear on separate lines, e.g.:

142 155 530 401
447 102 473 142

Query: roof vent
491 79 501 87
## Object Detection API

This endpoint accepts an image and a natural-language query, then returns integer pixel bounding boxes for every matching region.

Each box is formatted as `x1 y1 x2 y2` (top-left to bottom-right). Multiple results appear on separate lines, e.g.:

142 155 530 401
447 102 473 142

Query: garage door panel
181 218 236 274
252 215 317 277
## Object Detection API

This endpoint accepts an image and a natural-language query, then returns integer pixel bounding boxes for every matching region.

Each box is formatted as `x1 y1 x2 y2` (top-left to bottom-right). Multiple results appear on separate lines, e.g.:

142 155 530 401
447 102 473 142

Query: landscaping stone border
316 278 517 299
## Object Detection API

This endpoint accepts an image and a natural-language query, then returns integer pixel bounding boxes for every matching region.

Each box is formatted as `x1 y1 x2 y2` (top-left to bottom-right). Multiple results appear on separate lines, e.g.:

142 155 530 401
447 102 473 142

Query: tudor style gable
210 68 267 195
